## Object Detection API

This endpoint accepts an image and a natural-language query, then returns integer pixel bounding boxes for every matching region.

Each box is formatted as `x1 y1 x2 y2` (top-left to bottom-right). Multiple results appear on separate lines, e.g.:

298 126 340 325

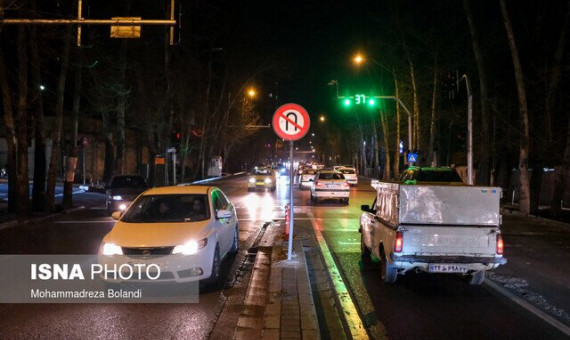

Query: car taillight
316 181 323 187
341 182 349 189
394 231 403 253
496 234 504 255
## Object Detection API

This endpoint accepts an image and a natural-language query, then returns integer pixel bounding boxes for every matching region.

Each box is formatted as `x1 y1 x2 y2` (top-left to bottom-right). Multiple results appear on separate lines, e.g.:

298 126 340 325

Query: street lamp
247 87 256 98
353 53 365 65
460 74 473 185
349 52 414 159
319 115 326 122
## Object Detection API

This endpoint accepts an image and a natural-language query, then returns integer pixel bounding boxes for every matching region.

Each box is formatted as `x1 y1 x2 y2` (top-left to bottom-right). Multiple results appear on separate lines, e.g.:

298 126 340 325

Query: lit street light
247 87 256 98
353 53 365 65
319 115 326 122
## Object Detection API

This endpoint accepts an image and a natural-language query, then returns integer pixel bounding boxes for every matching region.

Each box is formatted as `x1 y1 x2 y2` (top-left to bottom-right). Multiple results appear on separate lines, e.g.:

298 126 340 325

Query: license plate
428 264 468 273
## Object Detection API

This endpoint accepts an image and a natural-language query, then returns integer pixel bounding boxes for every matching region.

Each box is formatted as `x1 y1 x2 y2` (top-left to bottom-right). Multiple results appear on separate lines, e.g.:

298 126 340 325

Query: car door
211 189 233 255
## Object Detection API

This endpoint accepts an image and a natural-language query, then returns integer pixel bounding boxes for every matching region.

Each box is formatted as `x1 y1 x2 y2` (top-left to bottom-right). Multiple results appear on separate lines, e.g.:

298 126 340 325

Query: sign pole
288 141 295 260
271 103 310 262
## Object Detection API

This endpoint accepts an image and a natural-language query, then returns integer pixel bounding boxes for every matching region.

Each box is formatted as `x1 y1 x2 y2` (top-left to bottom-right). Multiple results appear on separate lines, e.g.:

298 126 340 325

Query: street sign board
407 152 418 163
272 103 310 141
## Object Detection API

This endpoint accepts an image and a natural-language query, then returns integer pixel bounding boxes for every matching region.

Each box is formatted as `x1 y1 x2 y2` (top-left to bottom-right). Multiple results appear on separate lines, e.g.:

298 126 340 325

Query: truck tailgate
399 185 501 226
403 225 498 256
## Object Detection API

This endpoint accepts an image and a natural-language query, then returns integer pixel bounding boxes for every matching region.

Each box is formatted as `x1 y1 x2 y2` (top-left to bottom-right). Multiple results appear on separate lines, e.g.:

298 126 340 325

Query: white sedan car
98 185 238 286
310 170 350 204
299 168 316 190
337 167 358 186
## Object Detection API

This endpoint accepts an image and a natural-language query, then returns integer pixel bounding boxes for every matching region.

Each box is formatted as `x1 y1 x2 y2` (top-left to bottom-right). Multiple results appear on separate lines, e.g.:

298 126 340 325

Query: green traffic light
344 99 351 106
368 99 375 106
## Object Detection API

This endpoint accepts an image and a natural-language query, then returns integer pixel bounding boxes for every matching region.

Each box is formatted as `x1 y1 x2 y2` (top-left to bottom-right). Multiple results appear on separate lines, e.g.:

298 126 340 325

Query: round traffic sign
272 103 310 141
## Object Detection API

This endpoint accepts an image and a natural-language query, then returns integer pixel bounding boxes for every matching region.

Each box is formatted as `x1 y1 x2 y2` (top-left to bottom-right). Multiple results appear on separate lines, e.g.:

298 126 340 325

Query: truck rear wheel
468 270 485 285
380 248 397 283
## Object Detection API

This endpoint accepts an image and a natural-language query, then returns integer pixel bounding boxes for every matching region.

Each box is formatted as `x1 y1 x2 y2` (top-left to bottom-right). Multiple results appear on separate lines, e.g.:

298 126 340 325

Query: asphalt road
0 175 569 339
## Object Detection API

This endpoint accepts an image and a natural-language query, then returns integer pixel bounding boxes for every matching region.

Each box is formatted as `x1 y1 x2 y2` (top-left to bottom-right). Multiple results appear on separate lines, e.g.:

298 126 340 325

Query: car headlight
172 238 208 255
102 243 123 256
118 203 128 211
249 178 256 183
264 178 272 184
111 195 123 201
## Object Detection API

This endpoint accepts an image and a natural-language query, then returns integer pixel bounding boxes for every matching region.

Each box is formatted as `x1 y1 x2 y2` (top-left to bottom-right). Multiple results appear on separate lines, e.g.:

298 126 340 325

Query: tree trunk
113 41 128 175
409 59 420 151
551 117 570 218
30 26 47 212
500 0 531 215
0 43 18 214
16 26 29 217
545 1 570 144
394 70 401 177
464 0 491 186
428 59 438 166
102 110 115 184
46 28 72 212
63 48 82 209
381 110 391 180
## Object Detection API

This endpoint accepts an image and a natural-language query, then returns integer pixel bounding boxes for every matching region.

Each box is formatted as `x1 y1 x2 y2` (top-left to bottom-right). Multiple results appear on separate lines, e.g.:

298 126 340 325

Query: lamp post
460 74 473 185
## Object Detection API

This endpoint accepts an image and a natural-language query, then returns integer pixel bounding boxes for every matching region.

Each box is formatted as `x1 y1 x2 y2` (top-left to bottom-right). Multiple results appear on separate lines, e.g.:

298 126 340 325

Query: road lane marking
485 279 570 336
54 189 85 198
308 211 370 340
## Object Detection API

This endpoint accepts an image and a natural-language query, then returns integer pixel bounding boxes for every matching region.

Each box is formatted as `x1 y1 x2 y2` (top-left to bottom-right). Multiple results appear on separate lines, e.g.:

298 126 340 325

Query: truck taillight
496 234 504 255
394 231 403 253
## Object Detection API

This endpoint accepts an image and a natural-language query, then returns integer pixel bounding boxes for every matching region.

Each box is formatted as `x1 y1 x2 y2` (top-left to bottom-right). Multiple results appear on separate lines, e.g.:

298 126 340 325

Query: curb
235 237 320 340
0 206 86 231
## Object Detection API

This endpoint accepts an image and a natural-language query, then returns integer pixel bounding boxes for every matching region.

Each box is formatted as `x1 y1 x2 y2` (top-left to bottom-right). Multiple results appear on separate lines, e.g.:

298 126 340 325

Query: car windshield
303 169 315 175
253 168 272 175
417 170 463 182
339 169 355 175
110 176 147 189
318 173 345 180
120 194 210 223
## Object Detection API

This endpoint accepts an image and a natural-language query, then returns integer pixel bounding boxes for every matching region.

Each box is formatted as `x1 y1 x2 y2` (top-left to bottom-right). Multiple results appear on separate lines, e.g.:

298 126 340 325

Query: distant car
337 167 358 186
299 168 316 190
399 166 463 184
105 175 149 215
310 170 350 204
248 167 277 191
98 185 239 286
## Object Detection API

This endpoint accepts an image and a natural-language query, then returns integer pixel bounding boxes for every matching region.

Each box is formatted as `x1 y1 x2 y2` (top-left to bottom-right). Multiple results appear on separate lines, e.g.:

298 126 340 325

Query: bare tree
46 28 72 212
63 47 83 209
500 0 531 214
464 0 491 186
29 25 47 212
0 42 18 214
16 25 29 217
393 69 401 178
428 56 438 166
549 1 570 219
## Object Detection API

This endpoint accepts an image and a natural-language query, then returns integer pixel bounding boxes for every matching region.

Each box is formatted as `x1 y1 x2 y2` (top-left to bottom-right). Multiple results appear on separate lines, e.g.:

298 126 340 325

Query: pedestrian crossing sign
407 153 418 163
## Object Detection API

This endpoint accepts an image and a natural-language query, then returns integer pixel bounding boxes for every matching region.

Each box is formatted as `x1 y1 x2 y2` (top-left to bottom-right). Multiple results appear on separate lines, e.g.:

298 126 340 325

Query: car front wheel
230 226 239 253
207 245 221 286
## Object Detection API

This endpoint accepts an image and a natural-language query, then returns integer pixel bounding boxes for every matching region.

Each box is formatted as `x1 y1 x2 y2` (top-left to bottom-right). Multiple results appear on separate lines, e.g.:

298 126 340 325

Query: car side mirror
216 209 233 219
360 204 370 212
111 211 122 220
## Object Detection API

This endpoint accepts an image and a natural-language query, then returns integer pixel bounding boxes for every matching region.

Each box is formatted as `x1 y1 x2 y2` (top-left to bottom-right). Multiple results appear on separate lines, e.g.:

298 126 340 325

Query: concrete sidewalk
235 225 321 340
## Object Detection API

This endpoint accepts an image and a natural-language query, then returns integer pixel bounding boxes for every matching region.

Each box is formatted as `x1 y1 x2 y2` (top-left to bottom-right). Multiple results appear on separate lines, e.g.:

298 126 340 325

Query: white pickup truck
359 180 506 285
